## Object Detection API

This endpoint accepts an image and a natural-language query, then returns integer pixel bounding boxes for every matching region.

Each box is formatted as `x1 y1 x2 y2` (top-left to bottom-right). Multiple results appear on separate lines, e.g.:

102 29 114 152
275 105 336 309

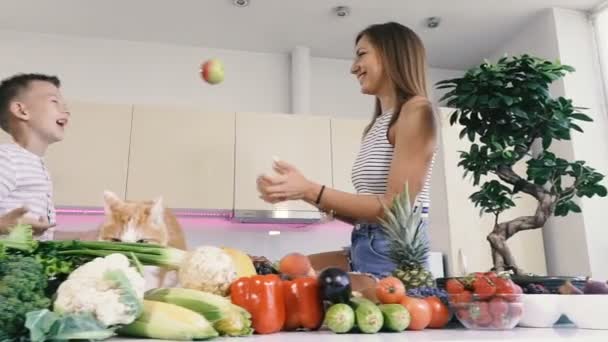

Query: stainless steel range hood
232 208 322 224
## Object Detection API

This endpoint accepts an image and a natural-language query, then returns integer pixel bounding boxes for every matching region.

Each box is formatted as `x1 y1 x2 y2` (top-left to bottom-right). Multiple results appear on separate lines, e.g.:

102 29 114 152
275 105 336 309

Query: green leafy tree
436 55 607 274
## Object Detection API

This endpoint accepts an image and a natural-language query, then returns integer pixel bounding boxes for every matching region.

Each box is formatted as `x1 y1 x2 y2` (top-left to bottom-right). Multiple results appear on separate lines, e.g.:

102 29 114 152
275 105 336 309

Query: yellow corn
118 300 218 340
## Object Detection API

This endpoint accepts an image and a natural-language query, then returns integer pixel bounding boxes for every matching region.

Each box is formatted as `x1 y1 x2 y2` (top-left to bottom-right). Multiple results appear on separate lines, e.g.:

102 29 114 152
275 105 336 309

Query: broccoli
0 251 51 341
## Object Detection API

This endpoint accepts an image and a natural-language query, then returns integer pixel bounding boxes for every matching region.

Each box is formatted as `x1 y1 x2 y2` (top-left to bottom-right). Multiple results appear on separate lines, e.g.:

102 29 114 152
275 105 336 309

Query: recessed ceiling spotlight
426 16 441 28
333 6 350 18
233 0 249 7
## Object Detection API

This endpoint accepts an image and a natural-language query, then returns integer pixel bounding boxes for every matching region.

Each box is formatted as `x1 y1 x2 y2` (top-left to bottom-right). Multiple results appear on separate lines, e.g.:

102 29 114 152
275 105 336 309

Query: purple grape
407 287 449 306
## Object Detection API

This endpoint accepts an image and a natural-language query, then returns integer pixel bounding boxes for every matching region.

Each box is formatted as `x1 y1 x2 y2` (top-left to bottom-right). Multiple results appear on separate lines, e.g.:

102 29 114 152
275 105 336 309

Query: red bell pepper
282 277 324 331
230 274 285 334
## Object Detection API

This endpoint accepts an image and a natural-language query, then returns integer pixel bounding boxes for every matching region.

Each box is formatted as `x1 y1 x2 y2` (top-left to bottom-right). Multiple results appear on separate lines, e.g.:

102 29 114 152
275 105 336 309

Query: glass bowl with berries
445 272 524 330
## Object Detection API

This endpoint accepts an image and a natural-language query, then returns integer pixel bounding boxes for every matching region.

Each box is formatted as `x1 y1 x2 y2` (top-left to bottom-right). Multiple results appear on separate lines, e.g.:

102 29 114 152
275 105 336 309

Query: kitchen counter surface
115 325 608 341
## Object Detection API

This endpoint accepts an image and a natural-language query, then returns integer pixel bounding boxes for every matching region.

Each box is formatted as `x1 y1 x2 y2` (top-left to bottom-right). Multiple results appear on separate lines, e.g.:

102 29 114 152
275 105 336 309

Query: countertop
114 325 608 342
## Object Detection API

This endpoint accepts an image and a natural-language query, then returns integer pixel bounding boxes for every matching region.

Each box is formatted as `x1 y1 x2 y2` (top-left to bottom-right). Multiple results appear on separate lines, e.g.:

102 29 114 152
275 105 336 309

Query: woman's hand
256 160 321 204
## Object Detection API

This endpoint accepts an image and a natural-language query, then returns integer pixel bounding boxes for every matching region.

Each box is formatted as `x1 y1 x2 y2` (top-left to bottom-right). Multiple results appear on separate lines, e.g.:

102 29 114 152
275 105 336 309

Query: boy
0 73 70 240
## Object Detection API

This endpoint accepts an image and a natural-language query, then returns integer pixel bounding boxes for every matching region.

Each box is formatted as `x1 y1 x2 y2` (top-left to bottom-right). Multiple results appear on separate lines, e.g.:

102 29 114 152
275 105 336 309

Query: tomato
424 296 451 329
470 302 492 326
376 277 406 304
446 278 465 294
400 296 432 330
452 290 473 304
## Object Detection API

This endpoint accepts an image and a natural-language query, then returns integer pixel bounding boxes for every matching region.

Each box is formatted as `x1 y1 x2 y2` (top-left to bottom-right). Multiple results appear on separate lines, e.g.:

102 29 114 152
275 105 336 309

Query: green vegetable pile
0 248 51 341
0 224 117 341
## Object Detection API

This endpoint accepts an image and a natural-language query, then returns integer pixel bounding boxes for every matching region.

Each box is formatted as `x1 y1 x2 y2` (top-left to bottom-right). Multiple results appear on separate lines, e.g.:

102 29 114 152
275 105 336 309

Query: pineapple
379 183 435 289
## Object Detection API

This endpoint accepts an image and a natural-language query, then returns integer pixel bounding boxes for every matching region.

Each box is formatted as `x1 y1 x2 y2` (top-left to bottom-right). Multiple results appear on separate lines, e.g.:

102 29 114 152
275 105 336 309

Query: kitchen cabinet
330 117 369 193
233 112 332 218
45 102 133 206
0 102 132 207
126 105 235 210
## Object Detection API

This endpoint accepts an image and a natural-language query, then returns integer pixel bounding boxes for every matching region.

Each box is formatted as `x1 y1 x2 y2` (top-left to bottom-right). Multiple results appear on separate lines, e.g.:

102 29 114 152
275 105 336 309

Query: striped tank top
351 111 434 214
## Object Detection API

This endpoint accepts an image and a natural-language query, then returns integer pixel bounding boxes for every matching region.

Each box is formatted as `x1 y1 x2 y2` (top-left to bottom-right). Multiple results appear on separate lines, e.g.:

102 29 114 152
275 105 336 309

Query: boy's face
12 80 70 143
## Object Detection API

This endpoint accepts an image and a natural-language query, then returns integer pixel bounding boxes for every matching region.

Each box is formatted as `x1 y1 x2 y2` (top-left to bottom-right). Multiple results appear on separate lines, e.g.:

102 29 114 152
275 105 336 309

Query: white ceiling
0 0 603 70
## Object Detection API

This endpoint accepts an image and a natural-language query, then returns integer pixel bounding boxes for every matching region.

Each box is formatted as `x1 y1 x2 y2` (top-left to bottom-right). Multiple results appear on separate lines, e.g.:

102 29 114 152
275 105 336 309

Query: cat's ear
103 191 122 215
150 196 165 226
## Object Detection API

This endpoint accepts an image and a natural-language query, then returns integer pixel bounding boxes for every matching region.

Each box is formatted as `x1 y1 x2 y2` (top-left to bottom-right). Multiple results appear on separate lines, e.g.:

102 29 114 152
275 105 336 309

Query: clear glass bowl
449 293 524 330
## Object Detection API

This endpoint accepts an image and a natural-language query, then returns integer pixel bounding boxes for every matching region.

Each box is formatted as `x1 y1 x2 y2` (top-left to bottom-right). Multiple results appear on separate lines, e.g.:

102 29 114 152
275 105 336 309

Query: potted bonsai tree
436 55 607 275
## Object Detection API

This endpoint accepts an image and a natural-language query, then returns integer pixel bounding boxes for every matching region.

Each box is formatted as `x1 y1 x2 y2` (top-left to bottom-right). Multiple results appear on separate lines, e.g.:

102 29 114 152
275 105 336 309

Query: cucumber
324 303 355 333
349 297 383 334
378 304 410 332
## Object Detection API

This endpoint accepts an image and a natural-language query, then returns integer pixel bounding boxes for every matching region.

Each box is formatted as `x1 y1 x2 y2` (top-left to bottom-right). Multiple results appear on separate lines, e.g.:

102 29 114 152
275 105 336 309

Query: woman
257 22 437 278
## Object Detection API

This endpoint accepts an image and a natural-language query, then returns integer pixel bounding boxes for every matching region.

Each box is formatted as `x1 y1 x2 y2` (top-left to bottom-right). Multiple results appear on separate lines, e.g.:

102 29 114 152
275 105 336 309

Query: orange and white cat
98 191 187 290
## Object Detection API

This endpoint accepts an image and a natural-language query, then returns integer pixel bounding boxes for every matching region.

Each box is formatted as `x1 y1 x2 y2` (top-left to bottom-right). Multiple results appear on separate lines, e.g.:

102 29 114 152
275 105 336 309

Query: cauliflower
178 246 237 296
53 253 145 327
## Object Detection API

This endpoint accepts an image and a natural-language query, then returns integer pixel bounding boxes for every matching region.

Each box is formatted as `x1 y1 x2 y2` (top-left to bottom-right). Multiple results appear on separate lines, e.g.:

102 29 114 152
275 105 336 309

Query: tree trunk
488 166 556 274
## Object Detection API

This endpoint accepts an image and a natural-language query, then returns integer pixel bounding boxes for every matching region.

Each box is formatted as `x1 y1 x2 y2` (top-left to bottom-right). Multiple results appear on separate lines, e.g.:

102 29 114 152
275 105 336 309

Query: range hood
232 208 322 224
232 196 323 224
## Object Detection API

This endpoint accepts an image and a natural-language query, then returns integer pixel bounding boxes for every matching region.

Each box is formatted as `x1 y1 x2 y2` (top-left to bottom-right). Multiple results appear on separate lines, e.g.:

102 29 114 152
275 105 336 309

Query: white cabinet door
234 112 332 213
46 102 132 206
126 105 235 210
330 118 369 193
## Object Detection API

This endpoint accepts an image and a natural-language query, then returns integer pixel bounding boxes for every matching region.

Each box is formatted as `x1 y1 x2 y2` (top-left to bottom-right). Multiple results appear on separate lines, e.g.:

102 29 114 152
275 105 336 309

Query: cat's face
98 191 169 245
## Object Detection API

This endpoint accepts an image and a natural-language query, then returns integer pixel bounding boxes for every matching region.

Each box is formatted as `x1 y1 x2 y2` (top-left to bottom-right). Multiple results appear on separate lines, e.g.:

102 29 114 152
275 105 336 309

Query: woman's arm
258 98 437 223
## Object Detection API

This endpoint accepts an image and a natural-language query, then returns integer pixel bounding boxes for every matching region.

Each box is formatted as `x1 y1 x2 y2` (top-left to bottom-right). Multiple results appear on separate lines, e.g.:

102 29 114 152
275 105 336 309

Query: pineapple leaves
377 183 430 271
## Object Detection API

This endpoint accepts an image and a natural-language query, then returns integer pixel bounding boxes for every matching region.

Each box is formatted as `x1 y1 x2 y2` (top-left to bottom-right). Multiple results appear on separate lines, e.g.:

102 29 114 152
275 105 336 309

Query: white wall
0 30 292 114
311 56 463 119
595 9 608 108
552 8 608 279
0 30 461 118
490 9 566 97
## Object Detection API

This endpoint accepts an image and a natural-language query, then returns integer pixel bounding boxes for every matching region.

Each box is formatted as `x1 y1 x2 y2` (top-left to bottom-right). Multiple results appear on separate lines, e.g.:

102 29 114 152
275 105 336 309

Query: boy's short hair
0 73 61 133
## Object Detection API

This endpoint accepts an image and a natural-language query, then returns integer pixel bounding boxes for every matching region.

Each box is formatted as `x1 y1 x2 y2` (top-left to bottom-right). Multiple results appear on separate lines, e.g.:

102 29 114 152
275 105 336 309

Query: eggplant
318 268 352 304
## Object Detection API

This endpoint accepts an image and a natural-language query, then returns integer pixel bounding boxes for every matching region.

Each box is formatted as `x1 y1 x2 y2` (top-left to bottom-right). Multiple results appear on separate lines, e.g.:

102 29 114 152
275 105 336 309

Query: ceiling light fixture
426 16 441 28
333 6 350 18
233 0 249 7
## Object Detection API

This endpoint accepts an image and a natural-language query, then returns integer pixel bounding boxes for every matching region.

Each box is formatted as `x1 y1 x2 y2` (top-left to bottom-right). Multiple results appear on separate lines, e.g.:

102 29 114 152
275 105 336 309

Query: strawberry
473 276 496 300
457 308 471 322
494 278 514 294
489 297 509 317
513 283 523 295
495 277 519 302
491 314 508 329
484 271 499 281
453 290 473 304
469 302 492 326
446 278 465 294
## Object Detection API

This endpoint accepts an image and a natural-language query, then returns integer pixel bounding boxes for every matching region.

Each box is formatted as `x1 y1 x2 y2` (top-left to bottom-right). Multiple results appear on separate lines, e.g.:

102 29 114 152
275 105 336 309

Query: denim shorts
349 220 429 279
